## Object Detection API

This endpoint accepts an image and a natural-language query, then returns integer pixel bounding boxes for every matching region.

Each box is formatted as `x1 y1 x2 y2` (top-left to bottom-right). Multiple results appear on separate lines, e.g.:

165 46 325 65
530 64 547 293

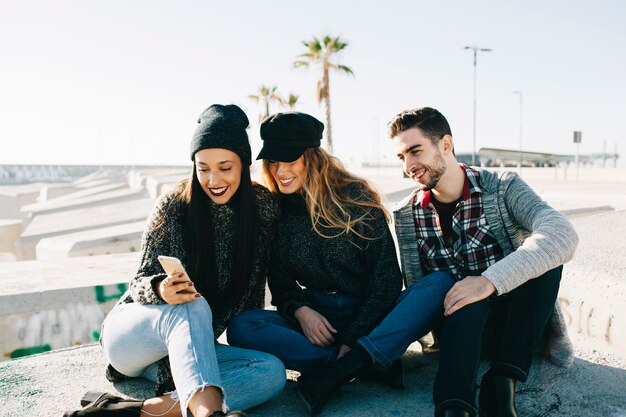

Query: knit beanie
190 104 251 165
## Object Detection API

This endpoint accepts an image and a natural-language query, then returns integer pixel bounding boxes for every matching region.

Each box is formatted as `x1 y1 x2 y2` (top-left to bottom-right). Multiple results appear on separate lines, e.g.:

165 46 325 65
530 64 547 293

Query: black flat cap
257 112 324 162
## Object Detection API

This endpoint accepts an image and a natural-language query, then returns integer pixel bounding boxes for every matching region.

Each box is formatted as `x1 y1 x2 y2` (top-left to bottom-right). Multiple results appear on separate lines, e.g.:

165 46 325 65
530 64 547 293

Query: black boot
478 369 495 417
208 411 248 417
297 347 371 415
492 376 518 417
64 392 143 417
443 409 471 417
357 358 405 389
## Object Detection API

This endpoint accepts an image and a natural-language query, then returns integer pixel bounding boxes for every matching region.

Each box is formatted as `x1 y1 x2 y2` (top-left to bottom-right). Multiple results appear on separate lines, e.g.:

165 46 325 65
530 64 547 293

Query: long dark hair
178 161 258 312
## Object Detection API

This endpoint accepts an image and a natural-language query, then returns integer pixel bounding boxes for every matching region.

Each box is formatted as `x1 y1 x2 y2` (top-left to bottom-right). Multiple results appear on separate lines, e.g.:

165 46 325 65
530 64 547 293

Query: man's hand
443 275 496 316
294 306 337 347
157 273 199 305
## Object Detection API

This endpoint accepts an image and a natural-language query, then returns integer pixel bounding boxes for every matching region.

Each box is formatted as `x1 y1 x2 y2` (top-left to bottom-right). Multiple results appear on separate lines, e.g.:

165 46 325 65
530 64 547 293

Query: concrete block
21 183 126 218
15 198 154 260
37 184 78 202
145 173 187 199
0 183 47 218
0 219 23 252
36 221 145 259
21 186 148 220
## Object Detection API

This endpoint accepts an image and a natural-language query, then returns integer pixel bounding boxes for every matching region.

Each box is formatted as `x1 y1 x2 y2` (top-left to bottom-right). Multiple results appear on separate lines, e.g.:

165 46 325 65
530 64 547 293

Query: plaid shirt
412 165 505 280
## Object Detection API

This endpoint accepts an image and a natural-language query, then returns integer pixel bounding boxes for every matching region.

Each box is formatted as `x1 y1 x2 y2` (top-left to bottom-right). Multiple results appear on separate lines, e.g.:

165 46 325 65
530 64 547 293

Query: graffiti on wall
2 283 128 360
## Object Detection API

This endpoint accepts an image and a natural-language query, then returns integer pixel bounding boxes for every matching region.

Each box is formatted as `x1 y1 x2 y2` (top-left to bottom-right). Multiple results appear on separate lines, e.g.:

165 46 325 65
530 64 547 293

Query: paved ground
2 341 625 417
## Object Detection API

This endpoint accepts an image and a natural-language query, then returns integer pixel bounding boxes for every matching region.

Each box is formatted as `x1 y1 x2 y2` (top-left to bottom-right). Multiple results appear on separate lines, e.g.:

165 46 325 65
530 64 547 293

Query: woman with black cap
227 112 405 414
64 104 285 417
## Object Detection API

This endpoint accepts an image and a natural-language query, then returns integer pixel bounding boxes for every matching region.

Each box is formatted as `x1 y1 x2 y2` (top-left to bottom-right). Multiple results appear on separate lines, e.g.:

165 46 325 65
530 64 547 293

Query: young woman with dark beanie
63 104 285 417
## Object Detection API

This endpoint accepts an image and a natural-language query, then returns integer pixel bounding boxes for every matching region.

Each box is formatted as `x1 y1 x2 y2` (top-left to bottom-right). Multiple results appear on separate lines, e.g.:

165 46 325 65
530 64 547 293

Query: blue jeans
357 271 454 369
101 298 286 415
227 289 361 372
228 273 453 372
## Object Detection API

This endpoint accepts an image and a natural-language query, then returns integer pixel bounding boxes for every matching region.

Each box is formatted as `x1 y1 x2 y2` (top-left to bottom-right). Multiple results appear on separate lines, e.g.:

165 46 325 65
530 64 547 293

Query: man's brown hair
387 107 452 146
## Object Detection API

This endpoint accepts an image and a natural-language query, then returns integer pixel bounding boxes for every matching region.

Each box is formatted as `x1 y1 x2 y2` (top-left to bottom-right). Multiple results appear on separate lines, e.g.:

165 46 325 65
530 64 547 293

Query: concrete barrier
20 182 127 219
21 187 149 220
0 253 139 360
15 198 154 260
36 221 145 259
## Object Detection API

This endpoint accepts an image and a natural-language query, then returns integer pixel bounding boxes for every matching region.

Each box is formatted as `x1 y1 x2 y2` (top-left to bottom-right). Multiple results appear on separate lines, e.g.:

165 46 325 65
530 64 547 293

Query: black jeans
432 266 563 417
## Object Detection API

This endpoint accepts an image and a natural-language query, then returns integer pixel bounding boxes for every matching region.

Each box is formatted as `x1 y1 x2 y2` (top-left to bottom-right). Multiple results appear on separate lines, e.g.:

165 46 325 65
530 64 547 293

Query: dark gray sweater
110 182 279 395
269 185 403 347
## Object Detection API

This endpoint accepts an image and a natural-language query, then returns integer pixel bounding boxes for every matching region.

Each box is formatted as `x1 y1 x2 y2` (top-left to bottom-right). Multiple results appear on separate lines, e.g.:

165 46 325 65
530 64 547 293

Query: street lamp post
464 45 492 166
512 91 523 174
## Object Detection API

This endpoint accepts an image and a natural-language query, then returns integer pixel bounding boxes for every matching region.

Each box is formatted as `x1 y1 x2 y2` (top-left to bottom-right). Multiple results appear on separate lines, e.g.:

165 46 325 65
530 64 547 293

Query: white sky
1 0 625 166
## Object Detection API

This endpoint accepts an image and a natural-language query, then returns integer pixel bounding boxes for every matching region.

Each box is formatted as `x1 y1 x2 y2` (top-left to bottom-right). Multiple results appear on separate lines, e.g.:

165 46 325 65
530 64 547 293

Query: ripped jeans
101 297 286 416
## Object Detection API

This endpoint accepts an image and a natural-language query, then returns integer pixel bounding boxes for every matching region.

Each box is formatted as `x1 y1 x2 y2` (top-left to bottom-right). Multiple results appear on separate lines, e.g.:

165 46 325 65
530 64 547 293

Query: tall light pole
512 91 523 173
464 45 492 166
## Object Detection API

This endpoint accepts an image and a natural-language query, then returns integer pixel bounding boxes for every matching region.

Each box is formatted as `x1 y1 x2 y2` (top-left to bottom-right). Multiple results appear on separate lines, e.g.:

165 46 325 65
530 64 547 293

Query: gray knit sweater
394 168 579 366
109 182 279 395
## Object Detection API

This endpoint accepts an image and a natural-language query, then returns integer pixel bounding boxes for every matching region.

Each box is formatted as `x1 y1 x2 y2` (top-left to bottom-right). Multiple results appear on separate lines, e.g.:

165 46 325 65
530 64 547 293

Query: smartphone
157 255 191 281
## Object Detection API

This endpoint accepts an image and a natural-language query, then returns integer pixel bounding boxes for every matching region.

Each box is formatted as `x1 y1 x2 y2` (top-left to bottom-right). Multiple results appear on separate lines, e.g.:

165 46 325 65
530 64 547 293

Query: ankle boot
357 358 405 389
492 376 518 417
64 392 143 417
208 411 248 417
298 347 370 415
478 369 495 417
443 409 471 417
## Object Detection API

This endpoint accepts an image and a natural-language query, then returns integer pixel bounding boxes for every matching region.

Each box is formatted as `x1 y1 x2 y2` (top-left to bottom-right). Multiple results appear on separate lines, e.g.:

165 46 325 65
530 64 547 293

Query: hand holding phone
157 255 199 304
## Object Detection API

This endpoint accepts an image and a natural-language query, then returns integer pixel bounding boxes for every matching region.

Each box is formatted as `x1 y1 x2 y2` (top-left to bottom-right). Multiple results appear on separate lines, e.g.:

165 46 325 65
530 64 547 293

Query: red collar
421 165 470 208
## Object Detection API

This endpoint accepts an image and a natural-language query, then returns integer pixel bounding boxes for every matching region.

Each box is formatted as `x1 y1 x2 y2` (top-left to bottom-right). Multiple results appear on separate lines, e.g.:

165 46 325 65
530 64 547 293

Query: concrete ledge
0 253 139 358
1 343 625 417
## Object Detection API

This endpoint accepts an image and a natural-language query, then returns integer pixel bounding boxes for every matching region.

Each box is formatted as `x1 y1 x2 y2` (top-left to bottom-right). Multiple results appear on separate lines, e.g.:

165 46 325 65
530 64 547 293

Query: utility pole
464 45 492 166
512 91 523 174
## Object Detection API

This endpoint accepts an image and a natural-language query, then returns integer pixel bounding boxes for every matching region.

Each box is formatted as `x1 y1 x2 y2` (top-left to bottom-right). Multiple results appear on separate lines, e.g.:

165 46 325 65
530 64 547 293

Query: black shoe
104 364 130 384
64 392 143 417
297 348 370 415
443 409 471 417
357 359 405 389
208 411 248 417
478 369 495 417
492 376 518 417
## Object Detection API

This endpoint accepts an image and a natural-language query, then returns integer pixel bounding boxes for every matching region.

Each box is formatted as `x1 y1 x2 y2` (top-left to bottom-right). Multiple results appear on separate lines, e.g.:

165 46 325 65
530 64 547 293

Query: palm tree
284 93 300 110
248 85 284 121
294 35 354 153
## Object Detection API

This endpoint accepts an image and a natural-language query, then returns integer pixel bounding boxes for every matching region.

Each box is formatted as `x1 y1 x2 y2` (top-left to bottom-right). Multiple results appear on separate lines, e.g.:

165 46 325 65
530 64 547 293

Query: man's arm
482 173 579 295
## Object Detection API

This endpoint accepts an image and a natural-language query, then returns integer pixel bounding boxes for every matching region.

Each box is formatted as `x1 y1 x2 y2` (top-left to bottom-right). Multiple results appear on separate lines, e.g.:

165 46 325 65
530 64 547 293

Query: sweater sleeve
128 193 180 305
482 173 579 294
338 207 403 347
267 237 311 323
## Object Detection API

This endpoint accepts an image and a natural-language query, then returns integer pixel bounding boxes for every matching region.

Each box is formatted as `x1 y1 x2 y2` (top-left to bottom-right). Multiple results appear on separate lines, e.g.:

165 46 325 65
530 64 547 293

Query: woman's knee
227 309 266 346
256 353 286 398
182 296 213 320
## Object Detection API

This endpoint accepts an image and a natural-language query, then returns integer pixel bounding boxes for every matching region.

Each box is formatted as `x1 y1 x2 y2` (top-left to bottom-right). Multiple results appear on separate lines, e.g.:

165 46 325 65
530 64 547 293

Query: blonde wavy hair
262 147 390 241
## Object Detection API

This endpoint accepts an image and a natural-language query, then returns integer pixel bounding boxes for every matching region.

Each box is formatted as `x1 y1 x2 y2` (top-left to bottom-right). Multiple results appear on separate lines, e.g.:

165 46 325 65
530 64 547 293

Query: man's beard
414 150 447 191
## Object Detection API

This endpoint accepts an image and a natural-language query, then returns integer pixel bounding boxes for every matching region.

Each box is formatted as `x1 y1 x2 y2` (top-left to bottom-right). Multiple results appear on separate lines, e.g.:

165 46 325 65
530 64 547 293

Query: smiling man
390 107 578 417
